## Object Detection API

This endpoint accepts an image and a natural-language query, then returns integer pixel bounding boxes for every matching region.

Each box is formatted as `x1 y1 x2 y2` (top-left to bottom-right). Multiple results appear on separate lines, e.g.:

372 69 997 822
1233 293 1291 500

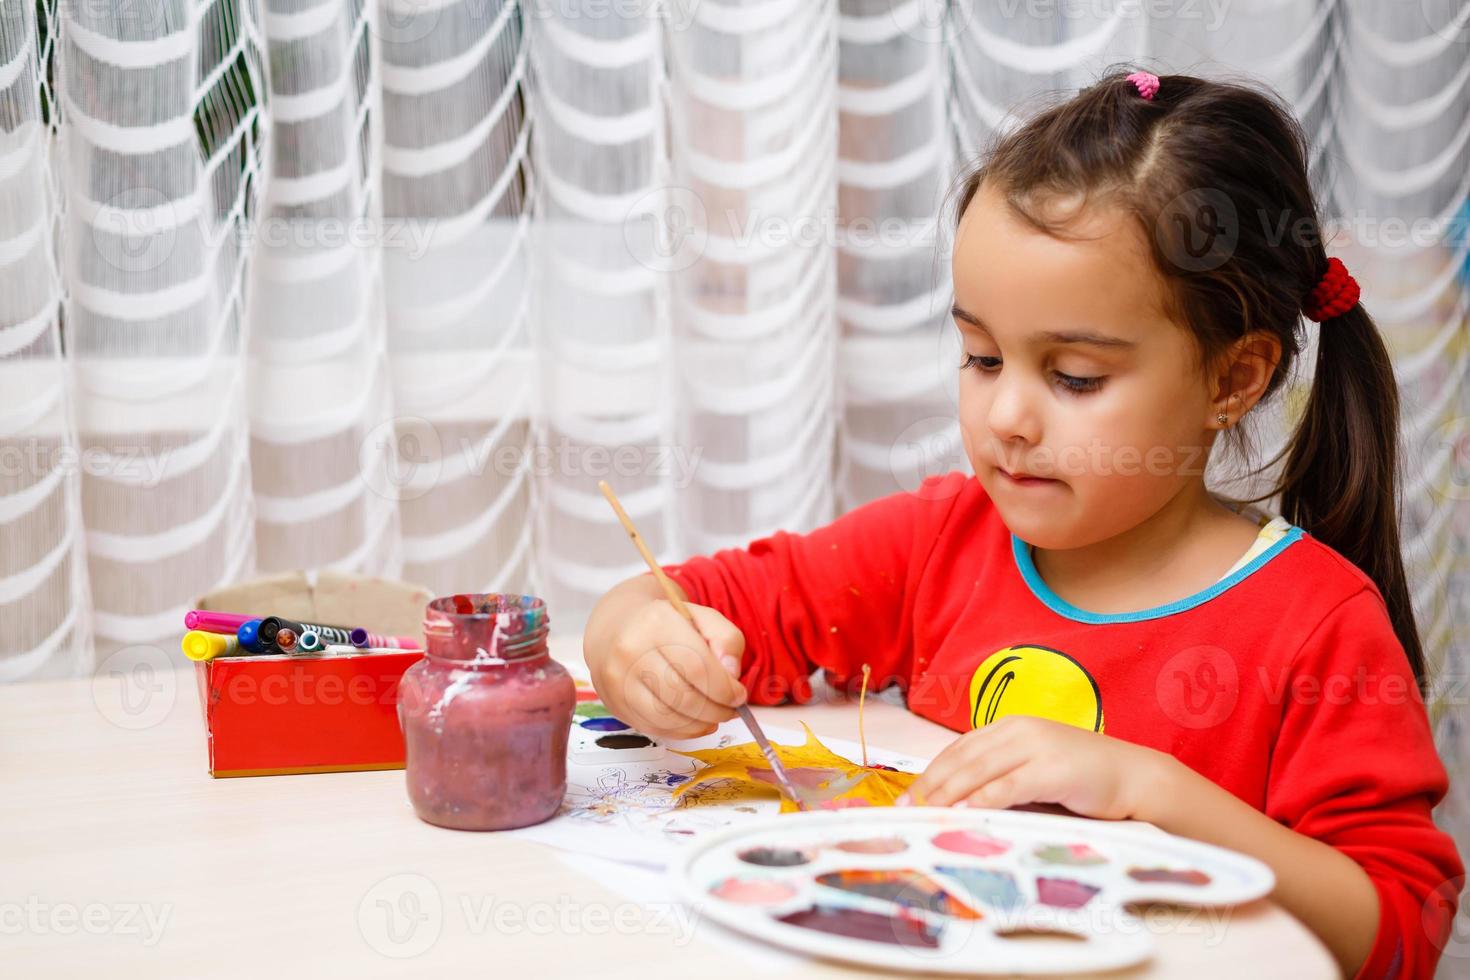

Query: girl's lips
999 468 1061 487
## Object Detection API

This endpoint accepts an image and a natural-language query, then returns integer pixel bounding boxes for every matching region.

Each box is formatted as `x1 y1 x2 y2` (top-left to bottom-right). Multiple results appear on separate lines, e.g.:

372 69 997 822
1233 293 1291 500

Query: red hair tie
1127 71 1159 100
1303 257 1360 322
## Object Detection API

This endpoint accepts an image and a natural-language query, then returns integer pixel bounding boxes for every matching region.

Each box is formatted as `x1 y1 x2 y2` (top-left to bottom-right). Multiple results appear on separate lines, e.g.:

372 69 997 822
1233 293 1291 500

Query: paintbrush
597 480 807 812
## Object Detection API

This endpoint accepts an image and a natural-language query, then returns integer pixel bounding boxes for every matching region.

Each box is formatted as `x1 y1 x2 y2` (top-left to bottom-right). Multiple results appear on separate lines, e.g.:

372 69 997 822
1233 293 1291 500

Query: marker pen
237 619 265 652
182 631 244 662
258 617 353 648
349 628 422 650
184 611 254 635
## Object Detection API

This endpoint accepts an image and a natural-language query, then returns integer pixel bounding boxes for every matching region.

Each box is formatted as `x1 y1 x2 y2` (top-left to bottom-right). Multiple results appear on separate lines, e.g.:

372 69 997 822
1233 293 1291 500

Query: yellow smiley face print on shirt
968 645 1104 732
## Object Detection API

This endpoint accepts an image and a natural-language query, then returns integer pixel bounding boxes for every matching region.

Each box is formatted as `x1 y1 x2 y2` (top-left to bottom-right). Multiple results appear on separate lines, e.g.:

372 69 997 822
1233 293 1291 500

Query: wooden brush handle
597 480 696 623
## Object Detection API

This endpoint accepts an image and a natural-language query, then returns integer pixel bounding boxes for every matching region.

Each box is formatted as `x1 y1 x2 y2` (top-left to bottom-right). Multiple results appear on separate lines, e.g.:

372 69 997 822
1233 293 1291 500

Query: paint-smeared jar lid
421 593 550 663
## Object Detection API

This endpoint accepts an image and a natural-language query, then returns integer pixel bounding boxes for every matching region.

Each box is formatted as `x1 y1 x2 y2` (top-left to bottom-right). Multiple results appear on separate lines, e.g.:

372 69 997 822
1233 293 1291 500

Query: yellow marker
182 630 241 662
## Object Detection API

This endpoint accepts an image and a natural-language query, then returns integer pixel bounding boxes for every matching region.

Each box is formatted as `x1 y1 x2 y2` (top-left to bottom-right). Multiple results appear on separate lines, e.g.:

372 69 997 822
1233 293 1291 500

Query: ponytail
1275 299 1426 690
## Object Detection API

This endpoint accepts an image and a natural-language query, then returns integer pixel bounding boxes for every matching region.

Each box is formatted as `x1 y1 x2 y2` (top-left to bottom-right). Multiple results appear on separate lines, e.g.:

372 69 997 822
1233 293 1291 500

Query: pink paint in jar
398 593 574 831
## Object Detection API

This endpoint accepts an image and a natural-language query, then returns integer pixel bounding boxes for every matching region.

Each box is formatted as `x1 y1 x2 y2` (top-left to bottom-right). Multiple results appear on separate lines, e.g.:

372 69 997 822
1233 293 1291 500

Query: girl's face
951 180 1217 550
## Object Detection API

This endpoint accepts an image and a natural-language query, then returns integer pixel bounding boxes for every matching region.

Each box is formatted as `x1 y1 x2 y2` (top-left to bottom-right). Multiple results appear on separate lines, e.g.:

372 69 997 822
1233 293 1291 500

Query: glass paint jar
398 593 573 831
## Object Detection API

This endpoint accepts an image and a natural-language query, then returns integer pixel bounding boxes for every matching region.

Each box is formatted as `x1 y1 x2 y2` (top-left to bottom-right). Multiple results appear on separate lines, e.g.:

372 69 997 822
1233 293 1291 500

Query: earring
1217 392 1239 428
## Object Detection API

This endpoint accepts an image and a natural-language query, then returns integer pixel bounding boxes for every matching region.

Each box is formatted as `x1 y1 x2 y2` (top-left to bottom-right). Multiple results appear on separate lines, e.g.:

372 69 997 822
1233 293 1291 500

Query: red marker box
194 650 421 776
191 571 431 778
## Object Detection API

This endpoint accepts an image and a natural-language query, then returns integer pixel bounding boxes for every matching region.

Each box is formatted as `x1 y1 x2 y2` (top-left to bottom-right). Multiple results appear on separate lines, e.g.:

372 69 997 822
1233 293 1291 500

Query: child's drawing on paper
510 671 925 866
558 754 783 832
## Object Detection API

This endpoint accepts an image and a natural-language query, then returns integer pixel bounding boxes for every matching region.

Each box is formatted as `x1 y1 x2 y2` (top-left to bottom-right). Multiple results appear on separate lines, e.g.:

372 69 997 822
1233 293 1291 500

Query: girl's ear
1209 331 1282 428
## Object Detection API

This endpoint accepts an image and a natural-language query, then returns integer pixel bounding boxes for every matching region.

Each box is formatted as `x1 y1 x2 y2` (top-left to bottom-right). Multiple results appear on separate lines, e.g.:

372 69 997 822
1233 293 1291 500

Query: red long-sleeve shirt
665 471 1462 979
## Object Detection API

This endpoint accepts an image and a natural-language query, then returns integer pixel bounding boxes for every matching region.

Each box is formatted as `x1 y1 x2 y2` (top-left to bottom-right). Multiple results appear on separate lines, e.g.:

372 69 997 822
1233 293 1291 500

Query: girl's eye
961 354 1105 395
960 353 1001 371
1054 371 1105 394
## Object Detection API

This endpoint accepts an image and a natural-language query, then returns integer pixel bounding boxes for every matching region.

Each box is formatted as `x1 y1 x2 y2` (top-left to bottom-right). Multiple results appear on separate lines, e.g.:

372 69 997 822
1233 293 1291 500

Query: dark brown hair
955 67 1424 687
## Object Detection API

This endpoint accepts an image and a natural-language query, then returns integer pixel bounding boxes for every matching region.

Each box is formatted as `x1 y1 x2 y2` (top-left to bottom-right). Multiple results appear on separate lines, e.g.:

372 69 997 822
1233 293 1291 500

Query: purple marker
184 610 254 634
350 628 421 650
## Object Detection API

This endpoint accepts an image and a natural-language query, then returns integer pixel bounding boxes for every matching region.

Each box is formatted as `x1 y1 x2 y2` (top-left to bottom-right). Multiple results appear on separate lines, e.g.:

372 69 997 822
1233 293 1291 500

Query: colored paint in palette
673 807 1274 975
567 711 665 765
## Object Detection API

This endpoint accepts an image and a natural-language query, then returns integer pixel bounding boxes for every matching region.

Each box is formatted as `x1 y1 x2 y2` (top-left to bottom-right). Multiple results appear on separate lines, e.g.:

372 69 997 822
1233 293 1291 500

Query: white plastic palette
671 807 1274 975
568 715 665 765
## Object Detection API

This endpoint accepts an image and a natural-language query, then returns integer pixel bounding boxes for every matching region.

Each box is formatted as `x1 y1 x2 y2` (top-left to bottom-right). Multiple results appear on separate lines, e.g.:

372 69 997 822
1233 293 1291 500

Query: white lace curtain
1 2 1466 749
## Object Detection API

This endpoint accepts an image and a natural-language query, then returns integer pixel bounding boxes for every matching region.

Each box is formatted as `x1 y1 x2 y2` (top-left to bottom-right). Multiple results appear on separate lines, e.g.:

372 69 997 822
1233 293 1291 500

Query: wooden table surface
0 634 1337 978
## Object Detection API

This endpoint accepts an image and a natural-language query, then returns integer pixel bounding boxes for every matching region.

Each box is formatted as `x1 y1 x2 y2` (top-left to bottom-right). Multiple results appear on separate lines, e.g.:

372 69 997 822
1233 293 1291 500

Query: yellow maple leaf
671 723 917 813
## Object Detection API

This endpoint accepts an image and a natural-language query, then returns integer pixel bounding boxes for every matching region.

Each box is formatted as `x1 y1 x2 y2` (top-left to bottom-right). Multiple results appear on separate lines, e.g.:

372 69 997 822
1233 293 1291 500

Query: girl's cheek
956 390 989 453
959 421 979 474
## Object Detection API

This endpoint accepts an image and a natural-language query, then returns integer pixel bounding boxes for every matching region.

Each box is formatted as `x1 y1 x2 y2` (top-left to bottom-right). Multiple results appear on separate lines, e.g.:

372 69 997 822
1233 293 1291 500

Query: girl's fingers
645 645 741 726
958 769 1029 811
620 678 718 739
903 747 968 805
628 662 721 732
606 626 738 727
917 740 1031 807
962 762 1048 811
689 605 747 678
655 634 748 712
616 639 739 727
904 724 1015 803
640 603 748 710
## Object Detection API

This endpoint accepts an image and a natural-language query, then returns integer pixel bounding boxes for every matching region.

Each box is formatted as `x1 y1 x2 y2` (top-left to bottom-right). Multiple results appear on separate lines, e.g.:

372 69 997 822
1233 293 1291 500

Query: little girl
584 70 1462 978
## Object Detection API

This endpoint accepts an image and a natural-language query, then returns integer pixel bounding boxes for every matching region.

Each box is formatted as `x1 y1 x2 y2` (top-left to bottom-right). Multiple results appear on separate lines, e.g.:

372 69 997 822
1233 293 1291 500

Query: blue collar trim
1011 525 1305 624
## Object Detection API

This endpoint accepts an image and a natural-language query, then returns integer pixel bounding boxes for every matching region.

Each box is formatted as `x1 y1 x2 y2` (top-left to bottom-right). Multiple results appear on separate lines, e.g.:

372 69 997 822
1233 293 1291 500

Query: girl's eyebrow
951 304 1137 350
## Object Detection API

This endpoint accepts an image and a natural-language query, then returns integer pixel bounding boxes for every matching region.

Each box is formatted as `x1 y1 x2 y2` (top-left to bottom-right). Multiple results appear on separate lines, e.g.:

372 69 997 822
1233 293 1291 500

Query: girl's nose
985 372 1041 446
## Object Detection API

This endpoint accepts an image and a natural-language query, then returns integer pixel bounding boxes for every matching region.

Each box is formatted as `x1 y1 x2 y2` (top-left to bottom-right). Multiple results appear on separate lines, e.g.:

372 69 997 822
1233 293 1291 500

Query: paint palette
569 712 665 765
672 807 1274 974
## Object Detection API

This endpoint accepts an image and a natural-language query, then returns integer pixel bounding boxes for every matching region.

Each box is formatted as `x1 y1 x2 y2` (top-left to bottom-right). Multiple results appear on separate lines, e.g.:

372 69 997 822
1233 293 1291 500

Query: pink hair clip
1127 71 1160 101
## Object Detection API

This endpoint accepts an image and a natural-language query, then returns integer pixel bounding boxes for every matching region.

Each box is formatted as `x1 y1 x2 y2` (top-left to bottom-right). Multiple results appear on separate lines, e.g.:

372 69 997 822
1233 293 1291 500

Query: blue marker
237 619 265 652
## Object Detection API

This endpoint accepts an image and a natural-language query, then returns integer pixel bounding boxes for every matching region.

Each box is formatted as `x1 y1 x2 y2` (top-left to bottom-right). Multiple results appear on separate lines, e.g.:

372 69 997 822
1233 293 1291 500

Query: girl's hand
586 596 748 741
899 715 1176 820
